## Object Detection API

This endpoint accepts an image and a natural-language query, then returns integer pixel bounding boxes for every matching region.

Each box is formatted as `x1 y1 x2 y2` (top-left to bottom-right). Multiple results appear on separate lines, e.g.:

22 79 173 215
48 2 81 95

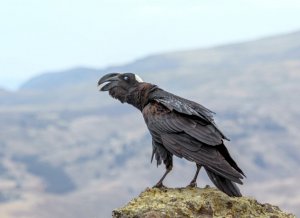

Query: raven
98 72 245 197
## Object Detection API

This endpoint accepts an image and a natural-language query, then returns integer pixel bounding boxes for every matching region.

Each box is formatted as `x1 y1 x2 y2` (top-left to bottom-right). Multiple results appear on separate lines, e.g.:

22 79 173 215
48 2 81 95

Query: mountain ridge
19 29 300 92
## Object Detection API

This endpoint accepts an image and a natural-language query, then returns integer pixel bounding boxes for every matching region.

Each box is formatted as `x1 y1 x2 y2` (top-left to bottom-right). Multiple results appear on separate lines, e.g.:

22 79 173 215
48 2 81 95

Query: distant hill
20 30 300 92
16 30 300 108
0 30 300 218
19 56 179 92
20 67 101 90
0 87 6 93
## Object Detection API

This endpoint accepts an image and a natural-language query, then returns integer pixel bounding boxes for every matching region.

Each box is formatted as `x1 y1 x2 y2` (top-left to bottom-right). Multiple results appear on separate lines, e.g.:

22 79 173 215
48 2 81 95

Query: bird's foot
187 181 197 188
153 182 167 189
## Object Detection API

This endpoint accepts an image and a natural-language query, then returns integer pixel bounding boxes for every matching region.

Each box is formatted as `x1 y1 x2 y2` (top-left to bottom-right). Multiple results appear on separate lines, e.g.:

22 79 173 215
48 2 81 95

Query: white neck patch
134 74 144 83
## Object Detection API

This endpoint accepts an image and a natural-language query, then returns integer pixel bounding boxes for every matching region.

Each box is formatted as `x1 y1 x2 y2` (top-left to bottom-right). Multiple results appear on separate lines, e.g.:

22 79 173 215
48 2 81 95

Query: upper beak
98 73 120 91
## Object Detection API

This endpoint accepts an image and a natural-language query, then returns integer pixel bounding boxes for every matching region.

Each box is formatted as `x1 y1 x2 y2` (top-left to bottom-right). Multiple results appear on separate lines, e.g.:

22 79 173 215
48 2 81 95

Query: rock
112 187 295 218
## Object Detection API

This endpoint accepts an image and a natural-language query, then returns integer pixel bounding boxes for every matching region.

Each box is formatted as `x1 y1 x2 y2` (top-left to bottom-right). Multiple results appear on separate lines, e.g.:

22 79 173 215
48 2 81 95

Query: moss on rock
112 187 295 218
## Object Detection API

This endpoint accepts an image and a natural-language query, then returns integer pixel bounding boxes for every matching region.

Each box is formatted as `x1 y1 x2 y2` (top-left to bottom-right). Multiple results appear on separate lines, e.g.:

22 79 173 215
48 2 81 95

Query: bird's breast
142 101 170 122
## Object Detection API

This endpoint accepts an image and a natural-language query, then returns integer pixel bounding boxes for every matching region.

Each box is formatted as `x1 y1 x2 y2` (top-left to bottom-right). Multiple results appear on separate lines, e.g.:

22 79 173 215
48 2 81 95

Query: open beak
98 73 120 91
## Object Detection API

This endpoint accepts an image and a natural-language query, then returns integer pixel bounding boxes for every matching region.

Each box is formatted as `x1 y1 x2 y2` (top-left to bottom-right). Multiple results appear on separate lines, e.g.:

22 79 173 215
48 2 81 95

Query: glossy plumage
98 72 245 197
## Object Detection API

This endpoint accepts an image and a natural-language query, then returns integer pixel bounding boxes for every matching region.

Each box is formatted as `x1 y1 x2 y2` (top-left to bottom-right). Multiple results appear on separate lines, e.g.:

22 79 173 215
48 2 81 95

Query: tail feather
206 165 243 185
205 168 242 197
217 144 246 177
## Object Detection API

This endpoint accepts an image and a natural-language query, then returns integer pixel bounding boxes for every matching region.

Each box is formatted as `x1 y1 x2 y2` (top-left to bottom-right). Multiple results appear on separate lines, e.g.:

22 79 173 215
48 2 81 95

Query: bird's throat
125 83 157 111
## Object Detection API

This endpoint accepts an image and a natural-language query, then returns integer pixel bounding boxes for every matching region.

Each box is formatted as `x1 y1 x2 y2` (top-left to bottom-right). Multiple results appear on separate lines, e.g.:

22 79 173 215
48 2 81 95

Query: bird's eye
123 76 129 81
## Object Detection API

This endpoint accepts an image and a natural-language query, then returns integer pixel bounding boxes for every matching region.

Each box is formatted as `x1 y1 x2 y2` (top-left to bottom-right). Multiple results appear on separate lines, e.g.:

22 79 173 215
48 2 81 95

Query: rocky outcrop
112 187 295 218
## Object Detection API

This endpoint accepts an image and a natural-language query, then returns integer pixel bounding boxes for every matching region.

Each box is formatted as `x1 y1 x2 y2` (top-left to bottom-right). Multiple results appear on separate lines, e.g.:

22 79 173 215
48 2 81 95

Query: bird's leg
187 164 202 187
153 160 173 188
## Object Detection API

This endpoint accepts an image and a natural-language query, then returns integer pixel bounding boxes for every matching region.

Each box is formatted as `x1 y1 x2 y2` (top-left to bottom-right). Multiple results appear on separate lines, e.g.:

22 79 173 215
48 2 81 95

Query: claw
153 182 167 189
187 182 197 188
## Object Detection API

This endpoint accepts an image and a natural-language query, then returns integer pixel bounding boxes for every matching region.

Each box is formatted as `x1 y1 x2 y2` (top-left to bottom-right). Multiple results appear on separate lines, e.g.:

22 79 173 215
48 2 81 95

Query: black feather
142 87 245 196
205 168 242 197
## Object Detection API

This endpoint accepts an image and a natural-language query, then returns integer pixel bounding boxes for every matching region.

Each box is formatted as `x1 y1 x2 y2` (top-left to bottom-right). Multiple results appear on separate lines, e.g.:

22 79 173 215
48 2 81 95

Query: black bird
98 72 245 197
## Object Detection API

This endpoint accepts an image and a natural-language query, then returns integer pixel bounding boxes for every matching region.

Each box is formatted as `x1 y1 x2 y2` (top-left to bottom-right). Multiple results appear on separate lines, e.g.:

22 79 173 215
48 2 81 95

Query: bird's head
98 72 144 104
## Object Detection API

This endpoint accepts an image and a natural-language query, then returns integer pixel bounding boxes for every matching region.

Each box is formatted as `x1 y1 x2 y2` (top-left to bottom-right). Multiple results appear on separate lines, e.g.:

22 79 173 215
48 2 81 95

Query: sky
1 0 300 90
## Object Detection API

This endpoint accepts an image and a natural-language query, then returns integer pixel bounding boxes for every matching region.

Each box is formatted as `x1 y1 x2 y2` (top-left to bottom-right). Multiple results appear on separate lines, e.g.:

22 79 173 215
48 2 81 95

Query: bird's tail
205 168 242 197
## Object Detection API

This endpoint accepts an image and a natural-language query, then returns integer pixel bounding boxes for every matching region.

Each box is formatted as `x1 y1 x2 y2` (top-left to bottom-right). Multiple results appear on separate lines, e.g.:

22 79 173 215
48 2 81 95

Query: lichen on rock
112 187 295 218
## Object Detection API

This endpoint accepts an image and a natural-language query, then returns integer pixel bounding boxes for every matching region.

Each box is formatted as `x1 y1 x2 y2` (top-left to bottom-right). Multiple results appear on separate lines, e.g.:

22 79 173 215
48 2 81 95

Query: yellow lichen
112 187 295 218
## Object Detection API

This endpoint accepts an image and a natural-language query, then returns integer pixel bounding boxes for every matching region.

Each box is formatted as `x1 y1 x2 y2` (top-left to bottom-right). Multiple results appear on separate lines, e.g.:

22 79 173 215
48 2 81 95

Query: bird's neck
126 83 157 111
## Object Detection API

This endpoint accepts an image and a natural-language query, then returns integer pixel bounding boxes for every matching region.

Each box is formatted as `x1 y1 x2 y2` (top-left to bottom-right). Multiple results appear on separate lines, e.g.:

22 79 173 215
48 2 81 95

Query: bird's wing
149 88 215 120
144 102 222 145
143 103 242 183
143 102 244 182
161 133 243 184
149 88 229 141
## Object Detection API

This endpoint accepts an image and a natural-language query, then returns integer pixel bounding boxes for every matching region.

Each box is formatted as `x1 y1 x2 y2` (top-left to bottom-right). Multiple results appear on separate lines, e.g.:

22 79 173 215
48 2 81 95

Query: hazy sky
1 0 300 90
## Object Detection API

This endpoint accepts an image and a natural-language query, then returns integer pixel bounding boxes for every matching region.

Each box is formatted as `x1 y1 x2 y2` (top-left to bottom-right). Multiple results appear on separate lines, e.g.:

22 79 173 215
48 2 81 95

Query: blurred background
1 0 300 217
